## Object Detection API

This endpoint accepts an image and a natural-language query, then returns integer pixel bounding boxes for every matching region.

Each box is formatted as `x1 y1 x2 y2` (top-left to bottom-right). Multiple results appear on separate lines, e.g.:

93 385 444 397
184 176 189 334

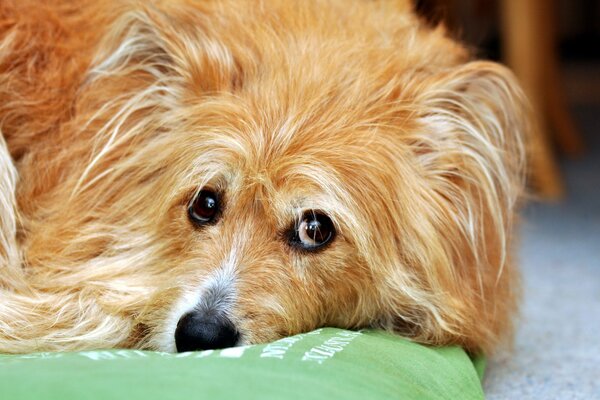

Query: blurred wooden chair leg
501 0 568 199
528 120 565 199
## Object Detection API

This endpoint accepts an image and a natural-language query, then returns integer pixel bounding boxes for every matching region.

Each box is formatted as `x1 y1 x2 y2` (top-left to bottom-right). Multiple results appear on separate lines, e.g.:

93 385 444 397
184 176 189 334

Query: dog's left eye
188 189 220 225
290 211 335 251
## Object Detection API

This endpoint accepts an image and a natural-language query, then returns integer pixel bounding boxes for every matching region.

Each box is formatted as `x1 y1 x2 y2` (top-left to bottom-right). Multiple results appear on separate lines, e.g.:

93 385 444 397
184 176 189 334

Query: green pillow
0 328 485 400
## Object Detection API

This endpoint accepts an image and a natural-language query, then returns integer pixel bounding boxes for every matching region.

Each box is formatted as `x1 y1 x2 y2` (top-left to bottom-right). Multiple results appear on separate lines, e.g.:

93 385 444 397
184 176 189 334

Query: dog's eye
188 189 220 225
291 211 335 251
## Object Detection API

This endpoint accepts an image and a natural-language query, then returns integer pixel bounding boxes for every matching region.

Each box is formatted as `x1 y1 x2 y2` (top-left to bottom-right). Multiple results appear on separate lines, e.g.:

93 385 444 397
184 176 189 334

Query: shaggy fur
0 0 526 354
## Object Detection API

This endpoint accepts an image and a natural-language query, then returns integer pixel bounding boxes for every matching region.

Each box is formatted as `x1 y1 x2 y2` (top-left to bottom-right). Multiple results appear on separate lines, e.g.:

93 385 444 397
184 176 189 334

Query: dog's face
113 71 415 352
14 1 526 354
151 131 384 352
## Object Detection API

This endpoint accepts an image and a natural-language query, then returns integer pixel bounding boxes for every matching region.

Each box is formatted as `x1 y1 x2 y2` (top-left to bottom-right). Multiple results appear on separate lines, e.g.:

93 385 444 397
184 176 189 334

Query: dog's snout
175 311 239 352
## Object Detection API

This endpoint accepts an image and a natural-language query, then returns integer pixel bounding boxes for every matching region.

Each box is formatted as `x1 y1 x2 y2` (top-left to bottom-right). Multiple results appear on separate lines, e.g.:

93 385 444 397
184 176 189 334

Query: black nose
175 311 240 352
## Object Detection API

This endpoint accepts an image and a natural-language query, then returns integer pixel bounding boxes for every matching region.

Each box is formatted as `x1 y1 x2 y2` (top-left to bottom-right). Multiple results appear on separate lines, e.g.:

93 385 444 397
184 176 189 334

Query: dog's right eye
289 211 336 251
188 189 220 225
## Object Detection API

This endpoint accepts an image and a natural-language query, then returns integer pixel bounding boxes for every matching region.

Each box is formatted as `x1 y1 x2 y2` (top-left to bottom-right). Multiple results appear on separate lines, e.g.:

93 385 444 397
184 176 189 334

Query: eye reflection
188 189 220 225
290 211 335 251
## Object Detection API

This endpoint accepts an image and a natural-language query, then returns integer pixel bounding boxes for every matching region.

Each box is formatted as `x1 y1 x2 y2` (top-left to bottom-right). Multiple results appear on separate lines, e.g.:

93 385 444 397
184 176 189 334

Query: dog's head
43 0 526 354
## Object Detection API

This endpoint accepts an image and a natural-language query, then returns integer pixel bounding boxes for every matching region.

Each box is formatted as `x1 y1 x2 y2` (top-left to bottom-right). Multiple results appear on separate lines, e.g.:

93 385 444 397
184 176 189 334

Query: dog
0 0 527 354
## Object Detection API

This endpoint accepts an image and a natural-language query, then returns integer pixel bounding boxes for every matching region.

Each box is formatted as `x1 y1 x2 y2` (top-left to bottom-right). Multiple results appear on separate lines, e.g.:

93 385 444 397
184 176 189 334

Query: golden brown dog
0 0 526 354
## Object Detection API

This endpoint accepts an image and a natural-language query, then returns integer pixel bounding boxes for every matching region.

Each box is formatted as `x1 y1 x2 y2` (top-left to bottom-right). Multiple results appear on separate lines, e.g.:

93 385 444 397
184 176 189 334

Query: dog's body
0 0 526 354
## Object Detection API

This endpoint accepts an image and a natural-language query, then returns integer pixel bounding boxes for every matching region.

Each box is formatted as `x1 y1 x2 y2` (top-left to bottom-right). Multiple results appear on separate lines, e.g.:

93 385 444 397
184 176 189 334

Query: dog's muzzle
175 310 240 352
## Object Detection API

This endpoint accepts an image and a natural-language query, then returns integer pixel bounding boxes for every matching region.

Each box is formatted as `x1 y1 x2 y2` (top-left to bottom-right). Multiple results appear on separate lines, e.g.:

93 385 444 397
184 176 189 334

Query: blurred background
415 1 600 399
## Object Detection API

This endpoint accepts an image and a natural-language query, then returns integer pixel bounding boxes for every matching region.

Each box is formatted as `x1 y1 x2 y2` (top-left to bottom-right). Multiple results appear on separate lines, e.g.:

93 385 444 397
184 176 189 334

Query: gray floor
484 104 600 399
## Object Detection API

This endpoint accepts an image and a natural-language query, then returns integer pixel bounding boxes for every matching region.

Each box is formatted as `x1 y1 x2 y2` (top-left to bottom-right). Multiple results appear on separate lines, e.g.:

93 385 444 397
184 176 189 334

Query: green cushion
0 328 485 400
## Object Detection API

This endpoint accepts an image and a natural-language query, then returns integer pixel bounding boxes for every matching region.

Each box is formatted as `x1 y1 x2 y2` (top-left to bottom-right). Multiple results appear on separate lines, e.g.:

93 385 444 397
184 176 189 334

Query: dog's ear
70 5 242 199
413 61 528 246
379 61 527 352
88 4 240 94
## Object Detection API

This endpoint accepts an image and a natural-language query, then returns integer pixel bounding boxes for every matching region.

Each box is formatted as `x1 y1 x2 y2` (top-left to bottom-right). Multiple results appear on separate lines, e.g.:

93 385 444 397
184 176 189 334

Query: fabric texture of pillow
0 328 485 400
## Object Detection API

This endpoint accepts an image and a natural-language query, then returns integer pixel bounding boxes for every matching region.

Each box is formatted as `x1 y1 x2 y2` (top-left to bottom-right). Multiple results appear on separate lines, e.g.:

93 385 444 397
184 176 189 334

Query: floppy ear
71 4 244 197
414 61 528 256
380 61 528 353
88 4 240 95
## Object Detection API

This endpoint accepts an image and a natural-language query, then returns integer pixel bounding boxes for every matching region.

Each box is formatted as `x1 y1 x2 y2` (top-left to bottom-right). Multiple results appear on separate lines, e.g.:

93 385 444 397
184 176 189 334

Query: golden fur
0 0 526 354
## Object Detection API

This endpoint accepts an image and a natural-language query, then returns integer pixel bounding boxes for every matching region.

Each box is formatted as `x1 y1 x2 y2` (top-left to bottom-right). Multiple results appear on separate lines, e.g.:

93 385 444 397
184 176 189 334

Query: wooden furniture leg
500 0 565 199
